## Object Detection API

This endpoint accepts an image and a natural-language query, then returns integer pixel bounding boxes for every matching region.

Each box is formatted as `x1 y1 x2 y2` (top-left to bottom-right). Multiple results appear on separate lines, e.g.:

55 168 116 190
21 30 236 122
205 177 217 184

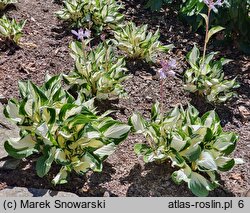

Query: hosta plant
184 45 239 103
4 74 131 184
64 38 128 99
56 0 124 33
0 0 17 10
183 1 239 103
129 102 242 196
0 15 26 44
113 22 173 63
180 0 250 53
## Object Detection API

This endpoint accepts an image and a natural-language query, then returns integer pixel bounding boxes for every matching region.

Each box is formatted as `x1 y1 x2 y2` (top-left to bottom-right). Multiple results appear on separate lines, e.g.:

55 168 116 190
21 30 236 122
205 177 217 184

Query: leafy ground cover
0 0 249 196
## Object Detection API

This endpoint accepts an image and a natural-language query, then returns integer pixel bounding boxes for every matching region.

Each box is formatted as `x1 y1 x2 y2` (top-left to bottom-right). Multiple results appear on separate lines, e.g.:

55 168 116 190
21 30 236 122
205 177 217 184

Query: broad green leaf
103 123 130 139
187 45 200 67
52 166 68 185
197 151 217 171
4 138 36 159
73 161 90 174
171 169 189 184
55 149 68 163
36 123 49 138
84 139 103 148
201 110 218 127
170 132 187 152
7 135 36 150
199 13 208 28
134 143 151 155
207 26 225 43
93 142 116 159
169 150 185 167
36 146 56 177
213 133 237 154
129 113 145 133
18 81 27 98
215 157 235 171
188 172 212 197
181 144 202 162
82 152 103 172
4 100 23 122
151 101 160 122
42 107 56 124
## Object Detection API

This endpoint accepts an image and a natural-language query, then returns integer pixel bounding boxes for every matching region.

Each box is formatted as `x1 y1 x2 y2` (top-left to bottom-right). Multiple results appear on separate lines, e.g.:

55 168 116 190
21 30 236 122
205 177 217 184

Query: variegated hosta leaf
65 40 128 99
4 135 37 159
132 103 241 196
196 151 217 171
129 113 146 133
215 156 235 172
0 15 26 44
187 45 199 68
56 0 124 32
171 165 191 184
114 21 173 62
4 74 130 185
188 171 217 197
93 143 117 159
213 132 238 155
184 45 239 103
103 124 131 139
36 146 56 177
52 166 69 185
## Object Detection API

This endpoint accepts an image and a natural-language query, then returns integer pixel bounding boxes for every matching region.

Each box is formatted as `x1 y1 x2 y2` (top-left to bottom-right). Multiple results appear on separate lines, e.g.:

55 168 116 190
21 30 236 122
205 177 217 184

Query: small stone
238 105 250 121
103 191 110 197
145 96 152 101
0 158 20 170
0 187 78 197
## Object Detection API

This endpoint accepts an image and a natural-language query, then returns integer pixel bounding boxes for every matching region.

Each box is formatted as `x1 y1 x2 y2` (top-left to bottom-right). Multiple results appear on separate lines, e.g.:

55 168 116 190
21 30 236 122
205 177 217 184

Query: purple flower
167 70 176 77
203 0 223 12
159 68 167 79
158 59 176 79
168 59 177 69
84 29 91 38
71 28 91 40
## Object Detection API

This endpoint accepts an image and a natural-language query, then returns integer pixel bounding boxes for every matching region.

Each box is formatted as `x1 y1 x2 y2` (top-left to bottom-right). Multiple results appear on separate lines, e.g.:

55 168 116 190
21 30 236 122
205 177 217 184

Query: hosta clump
64 39 128 99
56 0 124 33
184 45 239 103
183 4 240 103
4 75 131 184
113 22 173 63
0 15 26 44
0 0 17 10
130 102 242 196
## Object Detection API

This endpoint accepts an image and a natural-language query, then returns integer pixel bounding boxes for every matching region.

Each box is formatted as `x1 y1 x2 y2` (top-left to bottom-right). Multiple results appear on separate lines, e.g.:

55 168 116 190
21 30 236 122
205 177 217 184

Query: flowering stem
202 7 211 67
160 79 164 113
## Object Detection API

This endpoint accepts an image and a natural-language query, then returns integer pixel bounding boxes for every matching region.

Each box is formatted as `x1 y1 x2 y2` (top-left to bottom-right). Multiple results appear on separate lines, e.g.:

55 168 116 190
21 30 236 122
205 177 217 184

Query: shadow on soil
0 157 117 197
120 163 234 197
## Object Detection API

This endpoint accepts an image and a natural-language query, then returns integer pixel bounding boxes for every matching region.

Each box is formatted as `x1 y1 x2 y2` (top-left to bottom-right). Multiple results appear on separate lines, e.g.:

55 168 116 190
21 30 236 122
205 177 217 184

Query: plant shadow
120 162 235 197
51 22 72 40
0 156 117 197
126 59 156 76
189 94 235 127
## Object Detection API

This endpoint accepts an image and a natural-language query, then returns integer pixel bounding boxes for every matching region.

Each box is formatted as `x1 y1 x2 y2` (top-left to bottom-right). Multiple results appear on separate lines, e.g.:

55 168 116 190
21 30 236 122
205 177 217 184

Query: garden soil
0 0 249 197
